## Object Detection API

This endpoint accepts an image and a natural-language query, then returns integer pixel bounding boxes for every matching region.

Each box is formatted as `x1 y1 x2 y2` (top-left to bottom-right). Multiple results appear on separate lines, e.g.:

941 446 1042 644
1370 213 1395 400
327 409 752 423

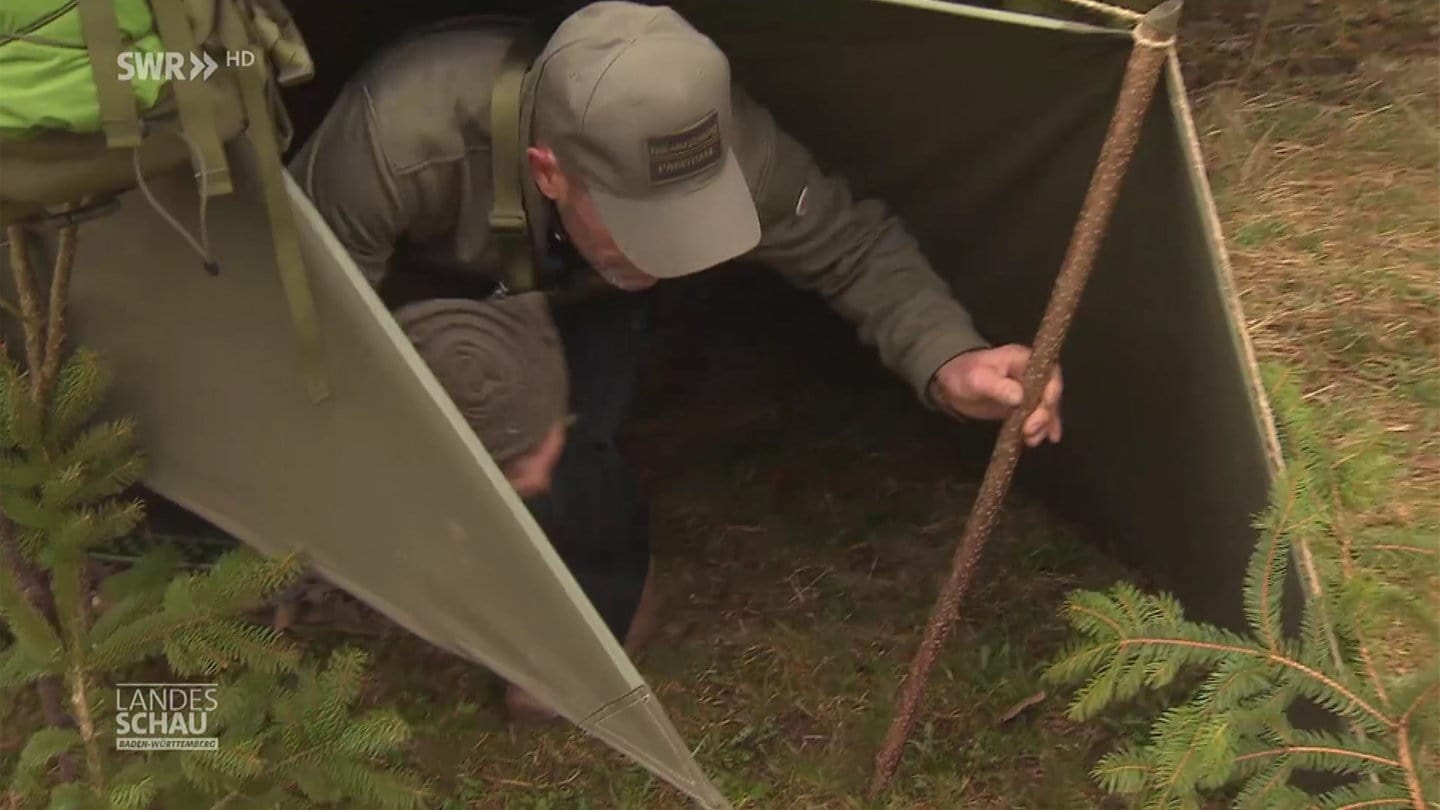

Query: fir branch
331 711 412 759
1154 709 1236 801
11 727 81 799
166 619 299 676
1234 759 1295 806
0 486 61 532
0 451 47 488
108 779 159 810
0 551 63 663
1366 544 1436 557
1067 605 1395 729
193 738 267 784
1233 746 1400 770
1331 481 1392 714
1249 480 1296 654
56 418 137 473
1392 676 1439 727
1266 368 1353 683
1395 688 1434 810
1 359 43 450
0 514 72 780
0 642 63 687
106 758 167 810
96 545 180 607
44 502 147 566
1091 745 1152 795
45 346 107 453
1312 779 1420 810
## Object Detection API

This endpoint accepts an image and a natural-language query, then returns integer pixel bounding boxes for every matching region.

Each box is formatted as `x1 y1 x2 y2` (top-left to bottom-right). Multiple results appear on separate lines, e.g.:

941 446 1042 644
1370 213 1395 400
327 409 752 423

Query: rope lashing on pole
867 0 1183 798
1057 0 1144 23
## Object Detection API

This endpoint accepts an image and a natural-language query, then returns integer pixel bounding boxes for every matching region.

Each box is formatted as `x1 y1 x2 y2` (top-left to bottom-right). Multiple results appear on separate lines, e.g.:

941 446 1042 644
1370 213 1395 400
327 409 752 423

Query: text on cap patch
647 110 723 185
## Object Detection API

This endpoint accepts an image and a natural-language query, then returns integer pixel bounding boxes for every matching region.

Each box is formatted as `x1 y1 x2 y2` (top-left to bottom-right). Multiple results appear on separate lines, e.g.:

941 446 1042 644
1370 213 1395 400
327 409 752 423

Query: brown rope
868 0 1183 797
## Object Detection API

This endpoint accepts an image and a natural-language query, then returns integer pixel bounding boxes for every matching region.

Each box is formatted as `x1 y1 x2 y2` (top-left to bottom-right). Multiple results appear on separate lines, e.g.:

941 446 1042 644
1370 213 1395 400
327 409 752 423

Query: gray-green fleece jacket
289 20 990 402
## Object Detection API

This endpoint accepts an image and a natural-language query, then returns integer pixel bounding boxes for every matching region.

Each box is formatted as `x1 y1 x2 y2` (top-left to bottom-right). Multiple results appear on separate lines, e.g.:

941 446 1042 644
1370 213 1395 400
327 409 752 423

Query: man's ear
527 146 567 201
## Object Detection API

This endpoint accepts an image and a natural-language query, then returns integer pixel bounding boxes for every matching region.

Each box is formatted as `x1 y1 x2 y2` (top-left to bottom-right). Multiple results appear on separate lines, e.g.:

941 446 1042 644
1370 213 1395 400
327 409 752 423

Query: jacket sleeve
735 88 991 404
289 84 412 287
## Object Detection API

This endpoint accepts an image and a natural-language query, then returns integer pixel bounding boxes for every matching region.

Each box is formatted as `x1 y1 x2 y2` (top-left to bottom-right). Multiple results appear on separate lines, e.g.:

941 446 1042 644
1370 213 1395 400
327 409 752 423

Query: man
292 1 1063 712
270 293 575 720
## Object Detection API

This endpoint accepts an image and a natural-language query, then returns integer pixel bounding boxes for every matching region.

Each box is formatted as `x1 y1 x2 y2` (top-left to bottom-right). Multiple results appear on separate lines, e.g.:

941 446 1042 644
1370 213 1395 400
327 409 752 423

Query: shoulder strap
489 31 537 294
216 0 329 404
74 0 142 148
148 0 234 197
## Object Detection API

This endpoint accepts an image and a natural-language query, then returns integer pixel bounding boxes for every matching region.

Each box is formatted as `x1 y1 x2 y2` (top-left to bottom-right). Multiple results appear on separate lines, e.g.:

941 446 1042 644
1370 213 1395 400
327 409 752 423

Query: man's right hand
928 345 1063 447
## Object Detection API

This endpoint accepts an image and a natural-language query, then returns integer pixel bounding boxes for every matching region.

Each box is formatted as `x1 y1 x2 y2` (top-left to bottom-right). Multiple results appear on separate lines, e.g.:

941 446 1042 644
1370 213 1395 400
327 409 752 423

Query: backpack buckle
489 211 528 235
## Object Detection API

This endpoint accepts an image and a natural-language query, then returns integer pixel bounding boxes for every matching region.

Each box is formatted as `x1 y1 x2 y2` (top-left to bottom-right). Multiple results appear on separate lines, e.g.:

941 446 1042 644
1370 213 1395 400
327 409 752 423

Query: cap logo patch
647 110 723 185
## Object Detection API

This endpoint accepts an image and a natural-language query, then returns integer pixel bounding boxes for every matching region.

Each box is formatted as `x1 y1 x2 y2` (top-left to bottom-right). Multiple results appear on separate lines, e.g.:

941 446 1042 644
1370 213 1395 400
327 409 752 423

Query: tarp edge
873 0 1129 37
1164 51 1285 475
280 171 651 681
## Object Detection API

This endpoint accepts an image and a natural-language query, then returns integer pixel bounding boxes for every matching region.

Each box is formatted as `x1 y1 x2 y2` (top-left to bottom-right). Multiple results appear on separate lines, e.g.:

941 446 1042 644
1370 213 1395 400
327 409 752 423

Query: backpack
0 0 329 402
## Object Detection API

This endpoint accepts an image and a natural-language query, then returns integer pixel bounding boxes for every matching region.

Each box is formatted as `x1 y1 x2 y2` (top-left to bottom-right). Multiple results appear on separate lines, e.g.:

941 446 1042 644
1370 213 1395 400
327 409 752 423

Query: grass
1193 16 1440 602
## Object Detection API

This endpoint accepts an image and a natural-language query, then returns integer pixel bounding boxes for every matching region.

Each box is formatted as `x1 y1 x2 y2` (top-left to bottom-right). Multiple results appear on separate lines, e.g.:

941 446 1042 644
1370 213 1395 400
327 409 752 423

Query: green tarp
1 1 1280 806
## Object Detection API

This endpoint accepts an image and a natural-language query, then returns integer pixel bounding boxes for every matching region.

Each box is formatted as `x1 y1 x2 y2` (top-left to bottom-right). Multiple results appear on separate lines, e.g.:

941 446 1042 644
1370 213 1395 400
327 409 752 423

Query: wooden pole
868 0 1182 797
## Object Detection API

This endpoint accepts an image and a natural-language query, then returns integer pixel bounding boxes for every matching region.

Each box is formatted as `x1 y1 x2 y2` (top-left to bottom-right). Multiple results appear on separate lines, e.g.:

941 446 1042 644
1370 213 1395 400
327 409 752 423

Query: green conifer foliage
1044 367 1438 809
2 228 427 809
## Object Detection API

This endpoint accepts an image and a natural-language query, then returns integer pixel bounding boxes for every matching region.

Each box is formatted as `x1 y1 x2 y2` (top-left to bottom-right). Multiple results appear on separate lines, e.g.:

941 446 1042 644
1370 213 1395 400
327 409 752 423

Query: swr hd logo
116 49 255 82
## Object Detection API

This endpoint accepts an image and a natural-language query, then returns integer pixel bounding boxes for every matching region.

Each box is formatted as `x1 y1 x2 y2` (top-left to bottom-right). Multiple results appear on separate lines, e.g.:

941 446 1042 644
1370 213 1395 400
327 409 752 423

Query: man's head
394 294 569 497
526 2 761 289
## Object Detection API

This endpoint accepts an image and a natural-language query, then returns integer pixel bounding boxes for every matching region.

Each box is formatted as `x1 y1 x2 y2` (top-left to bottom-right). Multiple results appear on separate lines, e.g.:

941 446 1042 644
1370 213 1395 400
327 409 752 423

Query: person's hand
501 420 568 497
928 345 1063 447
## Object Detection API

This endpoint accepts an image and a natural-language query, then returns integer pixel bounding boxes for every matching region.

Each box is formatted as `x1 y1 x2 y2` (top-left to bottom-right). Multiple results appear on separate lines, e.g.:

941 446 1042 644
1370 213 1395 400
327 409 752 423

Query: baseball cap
530 2 761 278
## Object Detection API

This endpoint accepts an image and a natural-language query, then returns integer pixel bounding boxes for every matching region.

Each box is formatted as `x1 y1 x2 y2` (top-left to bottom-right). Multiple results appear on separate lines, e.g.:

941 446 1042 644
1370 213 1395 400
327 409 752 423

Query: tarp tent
1 0 1282 806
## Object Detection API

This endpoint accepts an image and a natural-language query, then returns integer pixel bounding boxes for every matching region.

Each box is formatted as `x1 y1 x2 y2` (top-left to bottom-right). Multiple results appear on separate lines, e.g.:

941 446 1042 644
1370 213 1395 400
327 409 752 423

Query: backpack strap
148 0 234 197
216 1 329 404
489 32 537 294
74 0 142 148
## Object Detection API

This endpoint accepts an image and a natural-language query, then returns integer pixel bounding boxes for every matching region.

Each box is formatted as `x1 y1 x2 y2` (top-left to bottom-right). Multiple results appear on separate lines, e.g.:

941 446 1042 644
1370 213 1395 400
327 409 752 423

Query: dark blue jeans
522 289 652 640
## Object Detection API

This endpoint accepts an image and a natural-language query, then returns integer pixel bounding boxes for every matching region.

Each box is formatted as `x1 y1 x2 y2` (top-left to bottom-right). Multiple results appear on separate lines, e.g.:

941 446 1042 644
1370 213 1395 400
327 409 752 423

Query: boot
622 561 662 657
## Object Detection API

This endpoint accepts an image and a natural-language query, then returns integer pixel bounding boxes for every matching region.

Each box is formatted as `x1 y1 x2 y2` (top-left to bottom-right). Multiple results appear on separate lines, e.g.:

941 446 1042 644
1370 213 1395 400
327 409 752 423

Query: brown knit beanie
393 294 569 464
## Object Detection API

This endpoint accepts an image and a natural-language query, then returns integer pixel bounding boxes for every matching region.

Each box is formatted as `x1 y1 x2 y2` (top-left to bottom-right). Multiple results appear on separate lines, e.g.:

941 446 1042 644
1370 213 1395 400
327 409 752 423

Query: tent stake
868 0 1182 797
